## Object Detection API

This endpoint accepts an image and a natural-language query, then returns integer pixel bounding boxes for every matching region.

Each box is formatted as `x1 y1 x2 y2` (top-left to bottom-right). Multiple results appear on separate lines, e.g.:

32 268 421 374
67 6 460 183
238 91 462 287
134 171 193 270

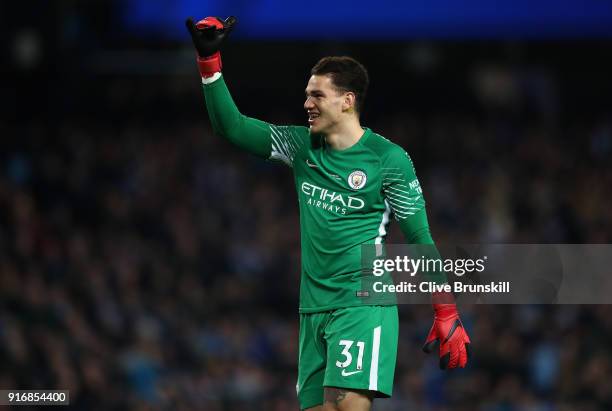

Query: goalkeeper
186 16 471 411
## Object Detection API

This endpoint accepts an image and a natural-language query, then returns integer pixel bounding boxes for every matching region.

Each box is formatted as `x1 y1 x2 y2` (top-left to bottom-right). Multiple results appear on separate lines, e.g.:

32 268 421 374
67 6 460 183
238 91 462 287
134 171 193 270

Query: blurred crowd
2 51 612 411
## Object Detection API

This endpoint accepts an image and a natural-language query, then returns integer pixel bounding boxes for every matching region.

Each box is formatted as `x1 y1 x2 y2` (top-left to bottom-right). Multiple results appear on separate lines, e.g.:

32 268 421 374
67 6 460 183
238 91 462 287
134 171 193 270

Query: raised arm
202 74 275 158
186 16 304 164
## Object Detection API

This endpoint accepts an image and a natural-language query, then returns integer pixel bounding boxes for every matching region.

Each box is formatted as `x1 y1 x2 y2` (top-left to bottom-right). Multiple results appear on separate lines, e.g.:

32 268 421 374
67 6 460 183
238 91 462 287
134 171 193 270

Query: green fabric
203 76 272 158
203 76 442 311
297 305 399 409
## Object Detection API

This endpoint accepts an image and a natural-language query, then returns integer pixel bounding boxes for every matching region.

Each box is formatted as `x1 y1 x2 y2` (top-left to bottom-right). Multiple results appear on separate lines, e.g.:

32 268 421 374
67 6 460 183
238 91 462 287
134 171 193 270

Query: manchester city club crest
348 170 367 190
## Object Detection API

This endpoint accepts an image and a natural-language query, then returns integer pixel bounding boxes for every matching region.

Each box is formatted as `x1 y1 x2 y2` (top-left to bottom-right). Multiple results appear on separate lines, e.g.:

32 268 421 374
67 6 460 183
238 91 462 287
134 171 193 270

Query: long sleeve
382 147 446 283
381 147 430 241
202 75 305 166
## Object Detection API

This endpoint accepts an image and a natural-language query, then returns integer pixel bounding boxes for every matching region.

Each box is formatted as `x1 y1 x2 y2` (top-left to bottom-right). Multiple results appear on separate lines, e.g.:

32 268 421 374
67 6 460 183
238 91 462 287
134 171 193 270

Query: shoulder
365 131 412 165
268 124 311 148
268 124 310 138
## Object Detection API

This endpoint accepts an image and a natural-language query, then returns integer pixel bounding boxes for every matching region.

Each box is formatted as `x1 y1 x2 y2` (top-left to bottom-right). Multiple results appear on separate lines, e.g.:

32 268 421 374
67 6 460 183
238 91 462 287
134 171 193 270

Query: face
304 74 353 135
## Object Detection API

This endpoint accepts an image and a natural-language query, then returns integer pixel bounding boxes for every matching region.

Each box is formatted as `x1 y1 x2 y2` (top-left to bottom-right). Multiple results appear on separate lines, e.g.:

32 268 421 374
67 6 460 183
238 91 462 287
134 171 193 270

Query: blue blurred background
123 0 612 39
3 1 612 410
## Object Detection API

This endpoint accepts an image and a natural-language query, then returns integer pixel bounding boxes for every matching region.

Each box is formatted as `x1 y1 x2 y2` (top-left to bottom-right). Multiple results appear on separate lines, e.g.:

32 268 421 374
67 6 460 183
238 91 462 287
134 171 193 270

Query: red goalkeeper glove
423 295 471 369
185 16 237 78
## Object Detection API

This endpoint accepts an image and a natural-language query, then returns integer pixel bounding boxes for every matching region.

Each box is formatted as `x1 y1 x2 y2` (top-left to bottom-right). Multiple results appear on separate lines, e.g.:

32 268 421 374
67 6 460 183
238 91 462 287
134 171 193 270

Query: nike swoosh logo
306 159 318 168
341 369 363 377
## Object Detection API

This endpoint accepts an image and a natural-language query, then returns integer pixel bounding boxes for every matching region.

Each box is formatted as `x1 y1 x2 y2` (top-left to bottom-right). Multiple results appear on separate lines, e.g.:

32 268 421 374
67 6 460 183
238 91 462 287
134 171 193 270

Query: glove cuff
431 290 455 305
432 303 459 320
432 291 458 319
197 51 222 78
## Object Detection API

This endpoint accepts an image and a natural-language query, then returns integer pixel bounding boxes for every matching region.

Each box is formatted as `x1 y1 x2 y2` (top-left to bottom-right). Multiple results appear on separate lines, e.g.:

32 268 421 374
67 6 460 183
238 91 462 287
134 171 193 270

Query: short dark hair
311 56 369 114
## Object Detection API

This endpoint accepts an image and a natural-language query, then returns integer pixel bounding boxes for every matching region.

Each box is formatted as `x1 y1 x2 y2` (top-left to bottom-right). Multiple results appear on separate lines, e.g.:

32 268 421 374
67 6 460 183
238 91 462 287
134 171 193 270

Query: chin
309 123 327 135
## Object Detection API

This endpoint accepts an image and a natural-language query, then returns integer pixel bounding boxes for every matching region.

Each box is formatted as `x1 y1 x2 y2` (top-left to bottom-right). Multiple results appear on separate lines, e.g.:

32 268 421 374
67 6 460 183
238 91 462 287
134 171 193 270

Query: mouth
308 112 320 125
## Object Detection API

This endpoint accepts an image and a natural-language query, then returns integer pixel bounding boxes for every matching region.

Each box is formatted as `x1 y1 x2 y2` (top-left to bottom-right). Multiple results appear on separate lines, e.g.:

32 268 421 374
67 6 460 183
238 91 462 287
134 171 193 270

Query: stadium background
3 1 612 410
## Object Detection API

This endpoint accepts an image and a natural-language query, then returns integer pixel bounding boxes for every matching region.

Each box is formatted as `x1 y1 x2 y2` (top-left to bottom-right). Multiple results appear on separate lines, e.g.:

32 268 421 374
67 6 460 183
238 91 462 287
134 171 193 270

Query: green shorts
296 305 398 410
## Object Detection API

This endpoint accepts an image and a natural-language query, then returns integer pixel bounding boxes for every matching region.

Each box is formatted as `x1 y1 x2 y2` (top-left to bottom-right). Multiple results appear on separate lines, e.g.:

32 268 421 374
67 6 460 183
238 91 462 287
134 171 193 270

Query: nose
304 96 314 110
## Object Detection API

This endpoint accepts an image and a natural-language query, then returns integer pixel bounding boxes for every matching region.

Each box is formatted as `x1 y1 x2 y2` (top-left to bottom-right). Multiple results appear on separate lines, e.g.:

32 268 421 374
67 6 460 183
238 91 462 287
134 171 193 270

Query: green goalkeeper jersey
203 75 435 313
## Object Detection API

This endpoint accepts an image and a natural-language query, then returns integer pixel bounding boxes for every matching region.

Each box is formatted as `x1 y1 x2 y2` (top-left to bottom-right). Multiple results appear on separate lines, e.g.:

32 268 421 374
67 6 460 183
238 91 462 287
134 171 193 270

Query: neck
324 117 364 150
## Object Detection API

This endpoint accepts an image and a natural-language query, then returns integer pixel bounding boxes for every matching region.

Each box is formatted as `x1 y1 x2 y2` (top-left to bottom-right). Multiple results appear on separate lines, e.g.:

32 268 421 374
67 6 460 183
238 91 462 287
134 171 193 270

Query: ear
342 92 357 113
